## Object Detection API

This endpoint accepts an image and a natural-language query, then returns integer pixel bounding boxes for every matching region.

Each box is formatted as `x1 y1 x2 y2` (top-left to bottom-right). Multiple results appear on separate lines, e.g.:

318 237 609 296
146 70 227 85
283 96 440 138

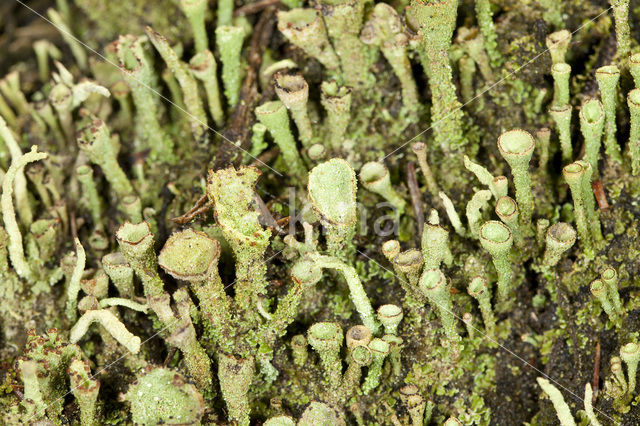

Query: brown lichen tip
158 228 221 282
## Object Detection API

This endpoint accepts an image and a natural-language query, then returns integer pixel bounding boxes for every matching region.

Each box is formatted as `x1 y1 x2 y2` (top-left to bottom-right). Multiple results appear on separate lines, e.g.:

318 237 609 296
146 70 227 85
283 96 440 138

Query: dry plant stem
407 162 424 236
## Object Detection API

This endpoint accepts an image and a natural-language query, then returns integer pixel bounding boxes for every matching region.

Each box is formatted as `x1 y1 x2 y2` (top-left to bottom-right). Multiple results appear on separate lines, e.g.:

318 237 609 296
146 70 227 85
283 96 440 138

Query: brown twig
407 162 424 237
163 347 177 367
250 147 280 167
234 0 282 17
592 338 601 402
254 192 284 234
171 194 211 224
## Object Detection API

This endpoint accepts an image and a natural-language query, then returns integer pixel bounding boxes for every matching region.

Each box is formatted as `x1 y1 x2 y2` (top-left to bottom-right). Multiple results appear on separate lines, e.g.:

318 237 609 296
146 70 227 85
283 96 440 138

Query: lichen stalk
190 50 224 127
579 98 604 173
146 26 208 141
479 221 514 303
115 35 174 163
215 25 246 108
316 0 371 88
595 65 622 162
627 89 640 174
274 72 313 146
180 0 209 53
255 100 307 180
497 129 535 225
609 0 631 65
418 268 460 342
2 146 48 282
549 104 573 165
277 9 341 71
474 0 502 66
320 81 352 151
408 0 465 150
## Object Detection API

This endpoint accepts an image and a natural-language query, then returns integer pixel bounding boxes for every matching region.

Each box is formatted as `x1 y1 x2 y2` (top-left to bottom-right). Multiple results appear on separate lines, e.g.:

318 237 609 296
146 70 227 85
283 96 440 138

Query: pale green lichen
119 367 204 424
308 158 358 260
215 25 246 108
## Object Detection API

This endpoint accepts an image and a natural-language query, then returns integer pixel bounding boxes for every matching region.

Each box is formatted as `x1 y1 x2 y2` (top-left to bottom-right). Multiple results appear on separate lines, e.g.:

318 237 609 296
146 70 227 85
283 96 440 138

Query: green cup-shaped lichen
546 30 571 64
277 9 341 71
342 344 372 398
115 221 155 275
316 0 370 87
298 401 345 426
255 100 307 179
351 344 372 366
590 279 616 321
549 104 573 165
120 194 142 223
621 342 640 393
497 129 535 224
421 223 453 270
495 196 522 246
180 0 208 53
308 322 343 390
631 52 640 87
291 258 323 287
308 143 326 161
551 62 571 106
345 324 372 352
393 249 423 286
158 228 220 281
596 65 622 162
218 354 255 426
215 25 245 108
320 81 352 151
308 158 357 259
418 268 459 341
102 252 134 297
158 229 231 350
543 222 576 267
602 267 623 314
468 276 496 335
377 304 403 335
362 337 390 394
274 72 313 146
382 239 400 261
119 367 204 425
77 117 133 199
207 166 272 316
400 384 426 426
408 0 464 149
563 162 591 252
189 49 224 127
627 89 640 175
359 162 406 215
579 98 605 173
479 221 514 303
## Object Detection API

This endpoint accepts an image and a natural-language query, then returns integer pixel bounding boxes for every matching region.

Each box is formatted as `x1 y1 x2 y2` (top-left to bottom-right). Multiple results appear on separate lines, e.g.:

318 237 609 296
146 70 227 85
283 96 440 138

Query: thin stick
171 194 210 224
407 162 424 237
592 338 601 402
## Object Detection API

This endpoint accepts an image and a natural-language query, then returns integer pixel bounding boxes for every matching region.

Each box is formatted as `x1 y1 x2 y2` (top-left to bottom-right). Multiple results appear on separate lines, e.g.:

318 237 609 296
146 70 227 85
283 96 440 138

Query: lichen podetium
3 0 640 424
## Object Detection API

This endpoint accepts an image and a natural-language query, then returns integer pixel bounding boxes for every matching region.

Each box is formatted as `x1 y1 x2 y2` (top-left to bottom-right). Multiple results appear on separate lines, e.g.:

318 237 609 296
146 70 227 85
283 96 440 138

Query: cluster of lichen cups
4 0 640 423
